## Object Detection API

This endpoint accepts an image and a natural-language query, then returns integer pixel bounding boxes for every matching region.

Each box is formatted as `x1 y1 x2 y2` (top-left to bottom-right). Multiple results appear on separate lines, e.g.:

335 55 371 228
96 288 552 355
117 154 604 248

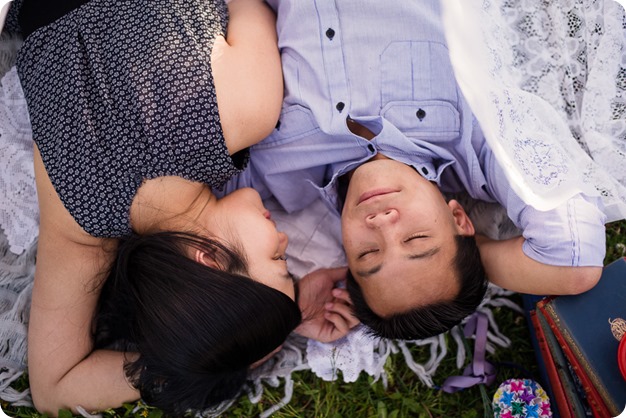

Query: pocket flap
381 100 460 141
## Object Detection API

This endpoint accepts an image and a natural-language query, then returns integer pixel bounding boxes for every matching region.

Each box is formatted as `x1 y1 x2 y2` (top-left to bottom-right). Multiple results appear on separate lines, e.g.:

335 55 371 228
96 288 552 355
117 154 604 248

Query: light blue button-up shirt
219 0 606 267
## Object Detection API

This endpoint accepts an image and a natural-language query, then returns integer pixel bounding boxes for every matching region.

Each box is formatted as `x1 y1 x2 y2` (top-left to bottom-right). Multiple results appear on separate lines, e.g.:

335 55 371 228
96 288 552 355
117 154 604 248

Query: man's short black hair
346 235 488 340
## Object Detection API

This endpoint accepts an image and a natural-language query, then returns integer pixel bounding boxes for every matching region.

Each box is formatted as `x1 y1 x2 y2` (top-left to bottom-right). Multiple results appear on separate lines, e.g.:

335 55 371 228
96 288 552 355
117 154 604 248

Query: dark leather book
538 258 626 417
530 309 573 418
535 308 593 417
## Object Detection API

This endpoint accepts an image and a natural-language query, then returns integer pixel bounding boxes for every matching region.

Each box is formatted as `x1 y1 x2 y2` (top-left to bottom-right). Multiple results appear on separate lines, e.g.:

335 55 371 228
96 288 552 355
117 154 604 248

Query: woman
15 0 356 415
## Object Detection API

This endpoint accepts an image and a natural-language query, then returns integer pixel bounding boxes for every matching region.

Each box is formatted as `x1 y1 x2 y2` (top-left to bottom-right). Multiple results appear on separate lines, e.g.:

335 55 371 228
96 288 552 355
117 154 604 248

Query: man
222 0 607 340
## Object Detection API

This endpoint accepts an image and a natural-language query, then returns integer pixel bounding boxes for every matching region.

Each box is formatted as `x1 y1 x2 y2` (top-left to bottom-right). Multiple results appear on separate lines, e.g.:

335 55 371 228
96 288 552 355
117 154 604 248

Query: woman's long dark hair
94 231 301 416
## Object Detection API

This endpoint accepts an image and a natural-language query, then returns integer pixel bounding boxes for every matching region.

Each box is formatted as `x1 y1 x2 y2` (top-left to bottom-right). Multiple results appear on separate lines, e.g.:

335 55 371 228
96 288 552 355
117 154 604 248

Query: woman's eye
358 249 379 259
273 255 287 261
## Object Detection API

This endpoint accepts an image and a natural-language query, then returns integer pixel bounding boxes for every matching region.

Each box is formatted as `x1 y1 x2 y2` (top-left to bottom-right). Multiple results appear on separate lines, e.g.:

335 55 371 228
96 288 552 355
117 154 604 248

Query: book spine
544 301 619 416
537 310 593 417
530 310 573 418
537 300 613 418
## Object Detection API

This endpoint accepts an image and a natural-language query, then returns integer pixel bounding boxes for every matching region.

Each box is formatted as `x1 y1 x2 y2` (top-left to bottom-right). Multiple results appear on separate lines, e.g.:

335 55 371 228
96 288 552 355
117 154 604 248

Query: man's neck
340 117 394 208
347 117 376 140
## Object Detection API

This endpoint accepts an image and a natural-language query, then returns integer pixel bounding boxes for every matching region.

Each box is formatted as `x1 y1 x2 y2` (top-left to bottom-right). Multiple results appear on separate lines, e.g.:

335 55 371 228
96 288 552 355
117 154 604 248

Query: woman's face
212 188 296 300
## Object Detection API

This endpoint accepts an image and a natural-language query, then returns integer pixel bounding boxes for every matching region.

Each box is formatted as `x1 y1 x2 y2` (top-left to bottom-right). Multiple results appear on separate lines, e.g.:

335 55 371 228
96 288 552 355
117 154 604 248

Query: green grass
3 221 625 418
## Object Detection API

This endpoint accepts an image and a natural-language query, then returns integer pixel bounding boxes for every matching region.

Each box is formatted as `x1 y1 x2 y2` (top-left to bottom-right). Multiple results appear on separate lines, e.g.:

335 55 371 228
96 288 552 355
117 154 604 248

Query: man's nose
365 209 399 227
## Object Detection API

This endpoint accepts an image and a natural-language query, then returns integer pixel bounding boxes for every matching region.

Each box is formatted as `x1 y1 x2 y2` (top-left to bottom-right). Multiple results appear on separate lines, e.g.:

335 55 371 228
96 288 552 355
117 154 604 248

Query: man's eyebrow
407 246 441 260
356 246 441 279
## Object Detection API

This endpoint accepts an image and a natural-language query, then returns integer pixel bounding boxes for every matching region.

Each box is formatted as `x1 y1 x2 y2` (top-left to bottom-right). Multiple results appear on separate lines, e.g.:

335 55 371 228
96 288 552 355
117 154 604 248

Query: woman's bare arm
28 146 139 415
213 0 284 155
476 235 602 295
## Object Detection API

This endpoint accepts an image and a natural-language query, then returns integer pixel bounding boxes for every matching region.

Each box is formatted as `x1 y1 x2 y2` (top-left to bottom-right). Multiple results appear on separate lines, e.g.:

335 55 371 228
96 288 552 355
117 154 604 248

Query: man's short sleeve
519 194 607 267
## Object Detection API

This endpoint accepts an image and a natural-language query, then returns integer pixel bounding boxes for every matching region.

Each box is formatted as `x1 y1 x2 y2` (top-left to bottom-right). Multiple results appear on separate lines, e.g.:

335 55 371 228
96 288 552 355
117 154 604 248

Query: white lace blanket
442 0 626 221
0 66 36 255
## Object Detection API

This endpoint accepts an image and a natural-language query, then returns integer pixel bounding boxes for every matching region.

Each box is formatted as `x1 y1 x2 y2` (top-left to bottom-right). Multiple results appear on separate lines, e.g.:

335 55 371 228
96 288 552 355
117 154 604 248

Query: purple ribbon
441 311 497 393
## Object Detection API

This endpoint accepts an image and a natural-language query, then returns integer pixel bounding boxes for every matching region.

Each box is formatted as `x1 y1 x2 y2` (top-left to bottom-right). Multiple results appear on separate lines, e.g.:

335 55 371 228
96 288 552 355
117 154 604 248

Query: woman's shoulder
211 0 283 154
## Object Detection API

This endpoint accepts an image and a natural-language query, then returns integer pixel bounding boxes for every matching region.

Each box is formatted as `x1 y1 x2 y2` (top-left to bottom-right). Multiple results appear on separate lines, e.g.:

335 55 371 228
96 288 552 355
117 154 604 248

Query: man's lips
357 189 398 205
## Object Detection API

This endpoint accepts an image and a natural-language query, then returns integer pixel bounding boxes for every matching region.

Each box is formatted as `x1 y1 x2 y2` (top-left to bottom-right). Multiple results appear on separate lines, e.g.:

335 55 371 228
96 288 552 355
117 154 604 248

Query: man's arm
476 235 602 295
29 146 139 415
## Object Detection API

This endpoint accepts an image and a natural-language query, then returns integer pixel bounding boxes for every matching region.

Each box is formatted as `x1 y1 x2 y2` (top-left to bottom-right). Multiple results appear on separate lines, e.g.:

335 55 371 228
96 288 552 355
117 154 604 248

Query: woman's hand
294 267 360 343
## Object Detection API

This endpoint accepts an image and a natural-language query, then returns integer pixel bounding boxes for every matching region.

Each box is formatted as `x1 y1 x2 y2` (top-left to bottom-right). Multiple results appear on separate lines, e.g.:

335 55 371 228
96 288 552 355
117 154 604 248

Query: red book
530 309 573 418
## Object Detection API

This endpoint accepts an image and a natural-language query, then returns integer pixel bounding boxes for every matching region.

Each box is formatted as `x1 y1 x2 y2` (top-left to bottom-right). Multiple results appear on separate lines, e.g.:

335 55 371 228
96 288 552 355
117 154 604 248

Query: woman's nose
365 209 399 227
278 232 289 250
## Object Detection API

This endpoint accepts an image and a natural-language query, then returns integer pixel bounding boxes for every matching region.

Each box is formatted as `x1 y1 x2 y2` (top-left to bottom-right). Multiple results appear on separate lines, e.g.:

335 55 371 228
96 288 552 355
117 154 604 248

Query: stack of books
529 257 626 418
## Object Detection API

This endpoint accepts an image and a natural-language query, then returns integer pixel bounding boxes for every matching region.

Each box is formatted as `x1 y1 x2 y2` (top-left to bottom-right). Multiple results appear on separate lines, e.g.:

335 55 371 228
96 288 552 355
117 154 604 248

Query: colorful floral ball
492 378 552 418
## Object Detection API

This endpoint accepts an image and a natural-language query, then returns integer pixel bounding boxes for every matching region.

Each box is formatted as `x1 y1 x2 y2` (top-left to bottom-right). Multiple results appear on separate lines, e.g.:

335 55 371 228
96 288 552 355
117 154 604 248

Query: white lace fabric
442 0 626 221
0 66 37 254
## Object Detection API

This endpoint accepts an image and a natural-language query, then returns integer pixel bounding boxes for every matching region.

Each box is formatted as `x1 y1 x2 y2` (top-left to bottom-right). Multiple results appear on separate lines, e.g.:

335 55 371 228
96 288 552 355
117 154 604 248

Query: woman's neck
129 176 217 235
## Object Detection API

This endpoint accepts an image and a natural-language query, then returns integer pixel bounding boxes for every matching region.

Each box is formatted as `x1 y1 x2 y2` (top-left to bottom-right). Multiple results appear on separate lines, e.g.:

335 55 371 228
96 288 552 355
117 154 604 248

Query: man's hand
294 267 360 343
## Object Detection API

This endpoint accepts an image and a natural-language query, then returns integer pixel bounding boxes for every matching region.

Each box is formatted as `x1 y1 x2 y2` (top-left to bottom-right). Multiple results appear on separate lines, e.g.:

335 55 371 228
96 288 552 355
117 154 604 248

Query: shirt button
367 144 375 152
336 102 345 112
421 167 429 175
326 28 335 40
416 108 426 121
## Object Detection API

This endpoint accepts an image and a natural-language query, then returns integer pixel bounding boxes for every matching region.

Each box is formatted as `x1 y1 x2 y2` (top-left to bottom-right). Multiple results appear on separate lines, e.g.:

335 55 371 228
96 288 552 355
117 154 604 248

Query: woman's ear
194 249 221 269
448 199 475 236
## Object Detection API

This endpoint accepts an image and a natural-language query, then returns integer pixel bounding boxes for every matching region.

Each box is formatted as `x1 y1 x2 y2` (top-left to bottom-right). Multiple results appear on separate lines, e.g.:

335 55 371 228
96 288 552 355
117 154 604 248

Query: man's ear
447 199 475 236
194 249 221 269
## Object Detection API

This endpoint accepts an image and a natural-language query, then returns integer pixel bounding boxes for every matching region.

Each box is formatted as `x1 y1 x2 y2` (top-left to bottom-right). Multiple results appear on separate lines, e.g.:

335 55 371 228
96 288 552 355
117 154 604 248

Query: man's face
341 159 474 317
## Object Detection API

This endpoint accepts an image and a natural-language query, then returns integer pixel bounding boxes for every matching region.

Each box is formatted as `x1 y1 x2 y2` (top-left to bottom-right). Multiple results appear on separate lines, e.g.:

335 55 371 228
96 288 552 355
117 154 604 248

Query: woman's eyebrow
356 264 382 279
291 272 300 302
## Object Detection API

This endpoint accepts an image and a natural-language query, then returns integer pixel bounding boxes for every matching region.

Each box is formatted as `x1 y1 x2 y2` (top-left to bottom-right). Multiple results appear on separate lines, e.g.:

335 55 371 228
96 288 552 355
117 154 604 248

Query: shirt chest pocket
381 100 460 141
380 41 460 142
